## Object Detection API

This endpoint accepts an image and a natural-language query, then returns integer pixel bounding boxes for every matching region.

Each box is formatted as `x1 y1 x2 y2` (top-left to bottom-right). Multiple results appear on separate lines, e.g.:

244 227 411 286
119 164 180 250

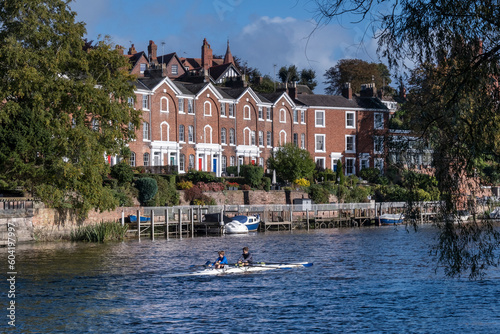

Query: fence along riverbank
123 201 441 239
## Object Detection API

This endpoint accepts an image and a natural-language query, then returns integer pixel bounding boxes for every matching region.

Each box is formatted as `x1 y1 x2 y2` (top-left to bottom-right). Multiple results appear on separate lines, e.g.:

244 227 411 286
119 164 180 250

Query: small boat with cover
128 215 151 223
378 213 404 225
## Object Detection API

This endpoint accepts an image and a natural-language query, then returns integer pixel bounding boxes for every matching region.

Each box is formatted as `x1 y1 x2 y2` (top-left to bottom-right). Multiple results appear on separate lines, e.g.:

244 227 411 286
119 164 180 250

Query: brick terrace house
123 39 395 177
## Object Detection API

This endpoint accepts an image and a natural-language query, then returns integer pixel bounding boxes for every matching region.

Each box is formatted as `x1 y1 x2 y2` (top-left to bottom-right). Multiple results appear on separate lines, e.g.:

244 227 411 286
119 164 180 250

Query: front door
213 158 217 174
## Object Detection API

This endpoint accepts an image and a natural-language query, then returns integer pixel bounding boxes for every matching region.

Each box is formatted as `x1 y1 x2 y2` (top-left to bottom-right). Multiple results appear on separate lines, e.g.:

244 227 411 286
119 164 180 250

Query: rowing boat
188 262 313 276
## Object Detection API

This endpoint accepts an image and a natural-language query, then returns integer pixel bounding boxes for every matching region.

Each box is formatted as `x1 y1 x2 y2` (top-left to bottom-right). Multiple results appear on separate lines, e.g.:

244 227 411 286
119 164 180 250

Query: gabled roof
209 63 241 82
134 76 184 95
126 51 147 68
295 94 359 108
260 91 296 108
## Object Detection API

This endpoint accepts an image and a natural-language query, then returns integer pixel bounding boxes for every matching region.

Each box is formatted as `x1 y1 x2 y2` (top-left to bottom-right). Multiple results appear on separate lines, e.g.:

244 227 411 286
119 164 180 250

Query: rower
237 247 253 266
209 250 228 269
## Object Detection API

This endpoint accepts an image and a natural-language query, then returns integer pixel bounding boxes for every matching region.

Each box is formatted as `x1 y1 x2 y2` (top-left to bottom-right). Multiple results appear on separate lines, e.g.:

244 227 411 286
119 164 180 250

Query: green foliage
134 178 158 206
261 177 271 192
177 180 194 190
307 184 330 204
359 168 381 183
299 69 318 91
225 166 238 176
335 160 344 185
110 162 134 185
267 143 316 182
240 164 264 188
70 221 128 242
279 65 300 83
146 175 179 207
112 185 135 207
185 170 218 184
184 184 215 205
252 75 276 94
323 59 392 95
0 1 141 217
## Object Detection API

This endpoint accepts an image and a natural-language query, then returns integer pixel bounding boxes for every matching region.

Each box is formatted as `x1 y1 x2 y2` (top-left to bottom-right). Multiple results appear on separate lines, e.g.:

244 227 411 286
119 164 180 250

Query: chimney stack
201 38 213 71
128 44 137 55
342 83 352 99
115 45 124 56
360 83 376 97
148 40 157 62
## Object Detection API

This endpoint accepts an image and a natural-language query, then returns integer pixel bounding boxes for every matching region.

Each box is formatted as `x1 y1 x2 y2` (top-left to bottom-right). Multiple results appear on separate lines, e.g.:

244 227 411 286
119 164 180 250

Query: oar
251 262 313 268
189 261 211 268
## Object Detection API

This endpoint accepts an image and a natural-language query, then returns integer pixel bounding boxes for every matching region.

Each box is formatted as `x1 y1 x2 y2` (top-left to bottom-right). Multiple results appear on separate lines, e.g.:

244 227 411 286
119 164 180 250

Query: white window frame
375 158 384 173
140 63 146 74
179 125 185 142
374 113 384 130
188 154 195 170
244 105 251 120
160 97 169 113
315 157 325 169
315 134 326 152
267 131 272 147
187 99 194 114
188 125 194 143
204 125 213 144
301 110 306 124
346 111 355 129
229 128 235 145
204 101 212 116
293 109 298 123
160 121 169 142
345 135 356 153
171 64 178 75
221 128 227 145
315 110 325 127
222 156 227 172
179 154 185 171
258 131 264 146
143 152 150 166
220 103 226 117
129 152 136 167
293 133 298 146
178 98 184 114
374 136 384 154
266 107 272 121
229 104 235 118
301 133 305 149
258 107 263 120
279 108 286 123
279 130 287 145
251 131 256 146
143 122 150 141
360 158 369 171
230 156 236 167
345 158 355 176
142 94 150 110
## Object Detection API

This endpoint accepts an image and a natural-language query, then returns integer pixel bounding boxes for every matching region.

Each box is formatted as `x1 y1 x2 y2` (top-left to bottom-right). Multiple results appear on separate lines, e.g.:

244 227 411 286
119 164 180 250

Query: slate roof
209 63 239 82
157 53 176 65
217 87 247 99
135 77 164 90
126 51 147 68
260 92 288 104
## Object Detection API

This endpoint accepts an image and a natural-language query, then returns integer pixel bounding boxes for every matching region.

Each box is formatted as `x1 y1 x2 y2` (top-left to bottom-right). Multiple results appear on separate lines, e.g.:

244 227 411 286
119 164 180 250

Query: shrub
308 184 330 204
294 178 311 187
184 185 203 204
241 184 251 191
135 177 158 206
240 164 264 188
261 177 271 192
359 167 381 183
177 180 194 190
147 175 179 207
110 162 134 185
226 166 238 176
186 170 218 184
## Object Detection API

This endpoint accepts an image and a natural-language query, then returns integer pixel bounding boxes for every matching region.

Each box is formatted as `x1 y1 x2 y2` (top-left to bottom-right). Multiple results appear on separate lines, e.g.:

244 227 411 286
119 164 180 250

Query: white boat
489 207 500 219
378 213 404 225
223 221 248 234
188 262 313 276
231 214 261 231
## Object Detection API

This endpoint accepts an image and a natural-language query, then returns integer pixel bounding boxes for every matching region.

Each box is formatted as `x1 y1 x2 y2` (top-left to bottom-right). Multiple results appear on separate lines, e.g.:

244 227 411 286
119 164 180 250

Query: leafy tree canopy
0 0 141 216
316 0 500 279
279 65 318 91
323 59 392 95
267 143 316 183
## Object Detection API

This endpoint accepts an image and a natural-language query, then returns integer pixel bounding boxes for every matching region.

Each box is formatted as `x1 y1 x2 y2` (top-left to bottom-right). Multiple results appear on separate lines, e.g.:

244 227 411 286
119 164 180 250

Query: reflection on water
4 226 500 333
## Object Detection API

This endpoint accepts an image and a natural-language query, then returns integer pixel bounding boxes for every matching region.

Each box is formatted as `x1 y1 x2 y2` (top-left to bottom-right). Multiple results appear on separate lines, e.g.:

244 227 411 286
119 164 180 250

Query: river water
3 226 500 333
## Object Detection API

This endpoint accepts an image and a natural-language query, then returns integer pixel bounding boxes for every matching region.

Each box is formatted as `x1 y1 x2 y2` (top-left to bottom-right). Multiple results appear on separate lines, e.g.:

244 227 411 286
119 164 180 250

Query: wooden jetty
121 201 441 239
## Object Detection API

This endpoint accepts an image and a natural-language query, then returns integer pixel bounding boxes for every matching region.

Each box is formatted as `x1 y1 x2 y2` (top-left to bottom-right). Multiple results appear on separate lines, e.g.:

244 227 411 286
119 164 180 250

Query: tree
316 0 500 279
267 143 316 183
135 177 158 206
0 0 141 216
299 69 318 91
323 59 392 95
278 65 300 83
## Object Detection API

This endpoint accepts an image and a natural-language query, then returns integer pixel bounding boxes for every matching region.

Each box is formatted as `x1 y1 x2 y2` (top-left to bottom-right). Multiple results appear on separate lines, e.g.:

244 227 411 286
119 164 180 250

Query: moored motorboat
378 213 404 225
489 207 500 219
224 221 249 234
231 214 261 231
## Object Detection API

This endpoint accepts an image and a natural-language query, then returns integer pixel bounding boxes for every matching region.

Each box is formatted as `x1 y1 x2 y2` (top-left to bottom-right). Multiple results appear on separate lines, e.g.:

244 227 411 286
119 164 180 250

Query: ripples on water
3 226 500 333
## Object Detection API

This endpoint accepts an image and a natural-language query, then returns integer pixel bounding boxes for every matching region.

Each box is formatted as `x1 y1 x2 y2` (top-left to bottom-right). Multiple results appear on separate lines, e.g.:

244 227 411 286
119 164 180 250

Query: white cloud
233 16 381 93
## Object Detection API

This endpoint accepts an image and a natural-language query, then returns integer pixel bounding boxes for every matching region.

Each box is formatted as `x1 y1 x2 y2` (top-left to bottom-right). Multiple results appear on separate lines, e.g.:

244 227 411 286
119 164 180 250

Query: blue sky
70 0 382 93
